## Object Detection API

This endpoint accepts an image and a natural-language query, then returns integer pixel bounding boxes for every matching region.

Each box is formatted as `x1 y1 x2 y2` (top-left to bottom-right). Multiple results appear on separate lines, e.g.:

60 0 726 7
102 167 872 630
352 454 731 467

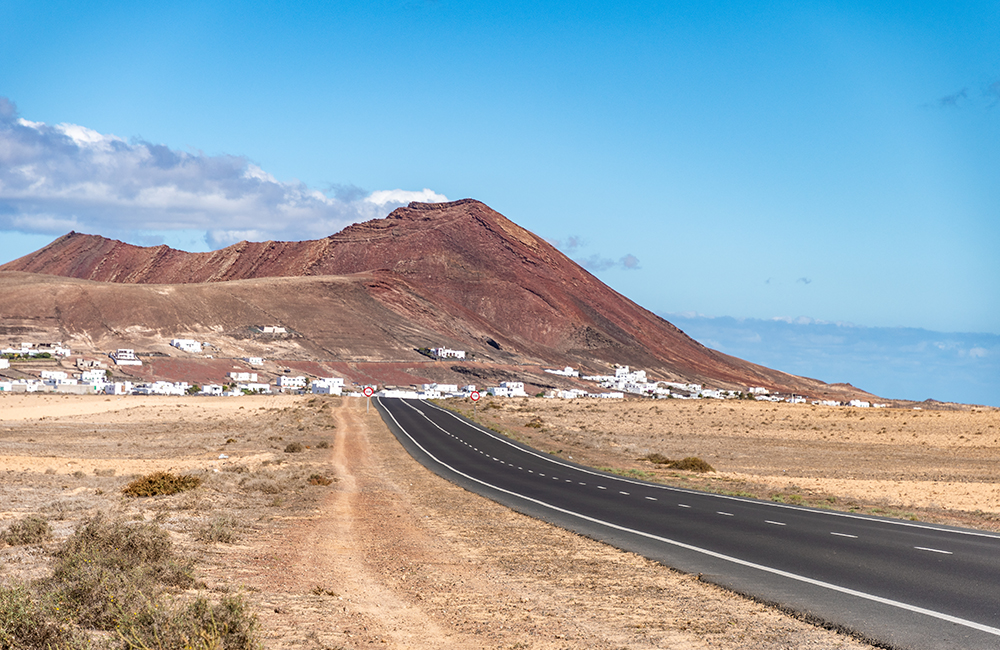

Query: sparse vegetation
197 514 240 544
307 473 334 486
283 442 304 453
122 471 202 497
2 516 53 546
0 513 262 650
641 454 715 473
315 440 330 449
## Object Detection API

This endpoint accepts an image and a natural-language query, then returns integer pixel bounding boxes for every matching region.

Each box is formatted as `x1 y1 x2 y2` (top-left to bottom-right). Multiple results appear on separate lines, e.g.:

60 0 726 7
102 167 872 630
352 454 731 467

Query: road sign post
470 390 480 416
364 385 375 412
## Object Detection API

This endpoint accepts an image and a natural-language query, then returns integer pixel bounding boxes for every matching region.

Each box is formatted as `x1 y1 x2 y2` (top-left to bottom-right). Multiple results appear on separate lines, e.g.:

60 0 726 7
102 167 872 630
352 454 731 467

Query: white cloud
365 188 448 207
0 97 448 248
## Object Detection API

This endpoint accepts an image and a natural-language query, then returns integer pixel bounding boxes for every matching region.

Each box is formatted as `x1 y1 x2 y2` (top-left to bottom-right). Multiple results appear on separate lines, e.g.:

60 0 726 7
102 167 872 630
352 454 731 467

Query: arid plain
2 393 997 649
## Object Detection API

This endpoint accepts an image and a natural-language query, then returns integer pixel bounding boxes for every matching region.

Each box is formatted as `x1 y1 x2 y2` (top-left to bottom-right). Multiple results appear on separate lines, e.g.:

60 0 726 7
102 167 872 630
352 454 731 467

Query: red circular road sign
470 391 481 401
363 386 375 397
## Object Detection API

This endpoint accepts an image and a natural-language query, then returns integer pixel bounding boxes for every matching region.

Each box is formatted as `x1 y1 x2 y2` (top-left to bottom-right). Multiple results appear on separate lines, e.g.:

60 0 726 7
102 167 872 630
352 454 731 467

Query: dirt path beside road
220 398 870 649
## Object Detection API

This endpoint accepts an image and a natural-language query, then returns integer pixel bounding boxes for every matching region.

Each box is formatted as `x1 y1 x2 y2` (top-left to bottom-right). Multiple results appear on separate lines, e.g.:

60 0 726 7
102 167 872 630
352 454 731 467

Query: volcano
0 199 873 400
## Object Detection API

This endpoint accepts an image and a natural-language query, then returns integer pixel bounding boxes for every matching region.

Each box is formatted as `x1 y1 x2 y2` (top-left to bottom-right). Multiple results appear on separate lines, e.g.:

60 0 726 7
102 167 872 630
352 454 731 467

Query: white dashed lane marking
678 504 691 508
718 512 734 517
916 547 953 555
765 520 786 526
831 532 858 539
645 496 657 501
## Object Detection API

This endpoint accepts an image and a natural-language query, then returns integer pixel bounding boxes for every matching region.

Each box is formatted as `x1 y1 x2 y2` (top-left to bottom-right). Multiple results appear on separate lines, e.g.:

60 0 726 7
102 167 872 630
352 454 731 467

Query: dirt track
7 393 996 648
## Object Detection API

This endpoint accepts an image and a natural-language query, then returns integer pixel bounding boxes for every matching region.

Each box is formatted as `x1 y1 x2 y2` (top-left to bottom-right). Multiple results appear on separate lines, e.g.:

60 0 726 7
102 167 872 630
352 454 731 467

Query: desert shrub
525 418 543 429
93 468 116 477
242 479 282 494
45 514 195 630
2 516 53 546
197 515 239 544
71 470 86 479
283 442 304 453
641 454 714 473
306 474 333 486
315 440 330 449
122 471 202 497
671 456 714 472
117 594 258 650
0 584 78 650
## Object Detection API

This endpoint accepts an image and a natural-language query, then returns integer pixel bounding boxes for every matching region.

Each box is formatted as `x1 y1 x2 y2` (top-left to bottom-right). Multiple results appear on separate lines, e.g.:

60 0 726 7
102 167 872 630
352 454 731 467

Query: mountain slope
0 199 872 399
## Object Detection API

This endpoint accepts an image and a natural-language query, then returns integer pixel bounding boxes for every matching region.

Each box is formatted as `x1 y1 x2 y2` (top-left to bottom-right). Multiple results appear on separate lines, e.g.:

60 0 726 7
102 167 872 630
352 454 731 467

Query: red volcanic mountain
0 199 870 399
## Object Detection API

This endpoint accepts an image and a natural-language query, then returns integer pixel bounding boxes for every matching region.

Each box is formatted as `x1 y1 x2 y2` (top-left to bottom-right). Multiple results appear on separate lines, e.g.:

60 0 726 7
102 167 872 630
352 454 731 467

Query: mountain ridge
0 200 877 400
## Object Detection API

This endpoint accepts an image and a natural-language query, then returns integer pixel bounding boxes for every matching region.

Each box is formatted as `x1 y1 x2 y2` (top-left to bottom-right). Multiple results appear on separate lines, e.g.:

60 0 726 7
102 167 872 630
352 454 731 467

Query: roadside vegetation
0 513 258 650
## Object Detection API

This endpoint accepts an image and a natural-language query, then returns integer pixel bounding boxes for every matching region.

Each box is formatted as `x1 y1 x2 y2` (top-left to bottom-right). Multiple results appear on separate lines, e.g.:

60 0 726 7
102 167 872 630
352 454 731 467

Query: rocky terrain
1 200 879 402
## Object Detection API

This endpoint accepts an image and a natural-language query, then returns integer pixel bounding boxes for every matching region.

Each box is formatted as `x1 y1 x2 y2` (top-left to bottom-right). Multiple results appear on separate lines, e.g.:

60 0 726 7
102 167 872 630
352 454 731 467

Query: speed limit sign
363 386 375 397
470 391 480 401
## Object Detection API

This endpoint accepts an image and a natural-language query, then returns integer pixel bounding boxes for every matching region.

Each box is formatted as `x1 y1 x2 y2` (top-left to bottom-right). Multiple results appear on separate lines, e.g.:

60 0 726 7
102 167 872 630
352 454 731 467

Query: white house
238 382 271 394
104 381 132 395
245 357 264 366
0 381 12 392
79 370 107 384
261 326 286 334
228 371 258 382
170 339 202 353
487 386 510 397
499 381 528 397
430 347 466 359
544 366 579 377
848 400 871 408
41 370 69 380
199 384 225 396
0 358 9 370
110 349 142 366
311 377 344 396
276 376 307 389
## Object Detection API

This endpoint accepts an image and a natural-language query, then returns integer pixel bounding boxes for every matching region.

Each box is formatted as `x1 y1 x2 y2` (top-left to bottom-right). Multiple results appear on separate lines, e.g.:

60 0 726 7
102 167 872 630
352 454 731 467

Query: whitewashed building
110 349 142 366
228 371 258 382
430 347 466 359
276 376 307 389
170 339 202 353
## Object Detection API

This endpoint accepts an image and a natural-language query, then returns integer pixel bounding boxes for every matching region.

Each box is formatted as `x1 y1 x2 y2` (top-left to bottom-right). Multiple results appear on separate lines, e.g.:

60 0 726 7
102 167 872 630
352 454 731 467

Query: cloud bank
664 312 999 407
0 97 447 248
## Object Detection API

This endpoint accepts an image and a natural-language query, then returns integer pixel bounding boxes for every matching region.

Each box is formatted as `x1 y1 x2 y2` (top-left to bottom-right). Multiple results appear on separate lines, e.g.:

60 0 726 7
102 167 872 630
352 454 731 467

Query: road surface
375 397 1000 650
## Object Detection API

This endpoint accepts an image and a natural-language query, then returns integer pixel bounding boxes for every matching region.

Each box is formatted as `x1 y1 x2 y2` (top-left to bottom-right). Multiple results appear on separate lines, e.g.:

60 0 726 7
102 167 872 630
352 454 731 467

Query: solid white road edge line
419 399 1000 541
379 397 1000 638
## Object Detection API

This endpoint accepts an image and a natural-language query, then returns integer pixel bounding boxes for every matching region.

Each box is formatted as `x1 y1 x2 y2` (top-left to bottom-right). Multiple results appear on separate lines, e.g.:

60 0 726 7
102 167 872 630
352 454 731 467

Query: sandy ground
3 393 995 648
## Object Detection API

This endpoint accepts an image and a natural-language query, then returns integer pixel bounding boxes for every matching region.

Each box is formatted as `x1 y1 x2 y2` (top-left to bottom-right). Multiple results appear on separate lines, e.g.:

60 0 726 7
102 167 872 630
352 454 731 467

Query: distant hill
0 199 877 400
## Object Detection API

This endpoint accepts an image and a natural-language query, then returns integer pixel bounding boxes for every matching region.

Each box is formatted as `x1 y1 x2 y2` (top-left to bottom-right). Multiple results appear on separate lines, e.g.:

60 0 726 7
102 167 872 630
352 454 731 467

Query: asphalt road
375 397 1000 650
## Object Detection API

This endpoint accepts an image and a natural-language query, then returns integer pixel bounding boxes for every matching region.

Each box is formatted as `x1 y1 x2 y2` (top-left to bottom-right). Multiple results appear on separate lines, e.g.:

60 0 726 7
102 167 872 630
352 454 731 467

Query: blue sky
1 1 997 403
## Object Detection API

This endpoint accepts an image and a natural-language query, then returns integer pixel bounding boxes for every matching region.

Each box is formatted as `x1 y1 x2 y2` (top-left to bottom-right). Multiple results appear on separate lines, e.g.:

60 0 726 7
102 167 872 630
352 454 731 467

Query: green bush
2 516 53 546
122 471 202 497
